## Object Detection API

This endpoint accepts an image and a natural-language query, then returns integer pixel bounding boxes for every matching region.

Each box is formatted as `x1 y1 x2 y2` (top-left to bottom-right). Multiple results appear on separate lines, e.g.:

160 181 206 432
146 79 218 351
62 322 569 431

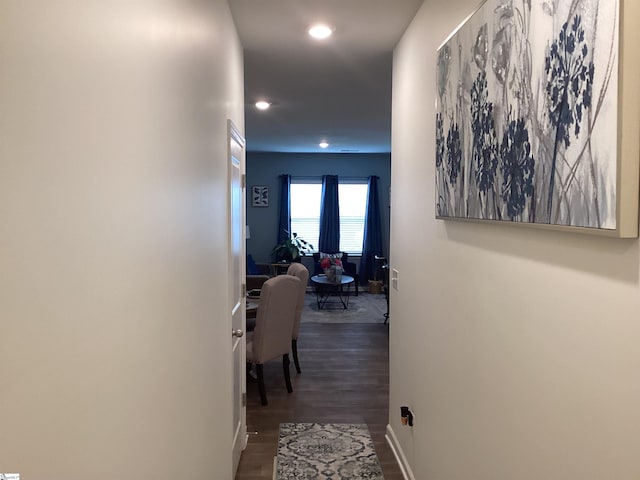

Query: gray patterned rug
275 423 384 479
301 292 387 324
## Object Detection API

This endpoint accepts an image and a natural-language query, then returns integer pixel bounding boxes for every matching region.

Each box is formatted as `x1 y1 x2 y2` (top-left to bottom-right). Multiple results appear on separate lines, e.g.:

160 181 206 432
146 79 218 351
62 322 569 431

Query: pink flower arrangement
320 257 342 269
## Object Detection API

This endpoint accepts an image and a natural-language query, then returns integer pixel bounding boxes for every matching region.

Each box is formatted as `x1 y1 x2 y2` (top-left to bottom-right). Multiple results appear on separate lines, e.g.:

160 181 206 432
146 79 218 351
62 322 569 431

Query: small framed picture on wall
251 185 269 207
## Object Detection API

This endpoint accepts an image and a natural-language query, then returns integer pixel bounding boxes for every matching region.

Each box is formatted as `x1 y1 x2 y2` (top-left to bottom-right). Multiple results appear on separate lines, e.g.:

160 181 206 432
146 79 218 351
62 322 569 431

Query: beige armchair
286 262 309 374
246 275 301 406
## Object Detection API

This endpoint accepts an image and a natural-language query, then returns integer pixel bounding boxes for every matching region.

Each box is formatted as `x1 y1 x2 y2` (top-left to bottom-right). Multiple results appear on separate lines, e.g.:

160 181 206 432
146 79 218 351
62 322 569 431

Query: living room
246 151 391 280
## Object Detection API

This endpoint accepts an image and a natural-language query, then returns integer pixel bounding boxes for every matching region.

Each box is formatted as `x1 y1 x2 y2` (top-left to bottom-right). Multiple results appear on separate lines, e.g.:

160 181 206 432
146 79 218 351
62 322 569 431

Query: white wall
0 1 243 478
389 1 640 479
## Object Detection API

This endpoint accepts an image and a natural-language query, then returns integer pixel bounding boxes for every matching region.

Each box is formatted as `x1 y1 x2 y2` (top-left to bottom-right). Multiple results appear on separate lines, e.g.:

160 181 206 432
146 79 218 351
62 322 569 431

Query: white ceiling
228 0 425 153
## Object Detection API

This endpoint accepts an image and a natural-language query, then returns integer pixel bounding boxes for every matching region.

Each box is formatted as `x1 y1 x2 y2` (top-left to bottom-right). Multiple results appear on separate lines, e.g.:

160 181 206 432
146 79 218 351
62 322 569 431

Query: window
337 183 368 253
290 179 368 254
290 182 322 251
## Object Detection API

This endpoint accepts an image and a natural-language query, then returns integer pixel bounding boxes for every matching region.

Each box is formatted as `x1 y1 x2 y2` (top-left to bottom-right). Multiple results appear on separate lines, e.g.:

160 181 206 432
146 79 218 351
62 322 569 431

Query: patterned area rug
275 423 384 480
301 292 387 324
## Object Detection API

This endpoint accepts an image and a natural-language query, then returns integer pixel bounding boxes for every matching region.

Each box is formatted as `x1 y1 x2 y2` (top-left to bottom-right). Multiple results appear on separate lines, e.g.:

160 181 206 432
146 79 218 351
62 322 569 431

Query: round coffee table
310 274 355 309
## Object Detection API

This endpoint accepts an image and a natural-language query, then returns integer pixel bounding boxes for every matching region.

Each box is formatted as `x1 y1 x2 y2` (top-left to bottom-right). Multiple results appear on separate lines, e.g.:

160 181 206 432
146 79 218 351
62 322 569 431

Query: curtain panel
277 174 291 244
359 176 383 283
318 175 340 252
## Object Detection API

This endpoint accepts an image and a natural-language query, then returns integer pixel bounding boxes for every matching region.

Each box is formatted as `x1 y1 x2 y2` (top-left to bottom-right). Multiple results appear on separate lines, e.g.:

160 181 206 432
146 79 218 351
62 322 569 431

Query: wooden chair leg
292 339 301 374
256 364 268 406
283 354 293 393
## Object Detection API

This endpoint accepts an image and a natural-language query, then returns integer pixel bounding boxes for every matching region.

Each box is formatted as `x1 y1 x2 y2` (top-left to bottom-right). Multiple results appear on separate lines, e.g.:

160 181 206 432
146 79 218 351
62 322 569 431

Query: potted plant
271 231 314 262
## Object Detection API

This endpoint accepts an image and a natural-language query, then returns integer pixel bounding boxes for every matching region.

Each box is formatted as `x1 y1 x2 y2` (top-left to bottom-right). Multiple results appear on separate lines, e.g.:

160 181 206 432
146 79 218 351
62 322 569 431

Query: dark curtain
277 174 291 244
318 175 340 252
359 176 383 284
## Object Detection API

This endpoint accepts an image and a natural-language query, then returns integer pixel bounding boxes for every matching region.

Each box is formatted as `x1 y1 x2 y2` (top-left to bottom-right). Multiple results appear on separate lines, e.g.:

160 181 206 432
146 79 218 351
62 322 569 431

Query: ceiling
228 0 425 153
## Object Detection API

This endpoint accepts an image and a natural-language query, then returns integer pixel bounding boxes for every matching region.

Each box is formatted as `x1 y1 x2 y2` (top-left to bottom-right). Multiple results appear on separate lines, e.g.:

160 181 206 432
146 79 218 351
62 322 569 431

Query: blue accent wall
246 152 391 267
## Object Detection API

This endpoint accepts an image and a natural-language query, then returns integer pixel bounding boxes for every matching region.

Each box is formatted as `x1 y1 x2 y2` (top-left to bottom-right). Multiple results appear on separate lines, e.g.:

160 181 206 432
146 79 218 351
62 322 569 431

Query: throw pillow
319 252 343 261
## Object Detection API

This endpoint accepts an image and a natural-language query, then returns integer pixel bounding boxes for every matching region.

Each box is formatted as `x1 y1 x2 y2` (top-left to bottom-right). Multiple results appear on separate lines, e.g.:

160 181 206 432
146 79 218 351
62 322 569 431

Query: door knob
232 329 244 338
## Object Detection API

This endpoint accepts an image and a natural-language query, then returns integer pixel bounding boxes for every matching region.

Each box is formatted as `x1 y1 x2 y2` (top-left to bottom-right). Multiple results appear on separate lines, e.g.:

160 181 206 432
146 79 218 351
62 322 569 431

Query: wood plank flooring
235 322 403 479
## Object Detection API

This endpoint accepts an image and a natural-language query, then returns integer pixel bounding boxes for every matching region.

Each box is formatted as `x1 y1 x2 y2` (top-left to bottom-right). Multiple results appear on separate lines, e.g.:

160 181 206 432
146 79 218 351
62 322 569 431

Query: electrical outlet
391 269 399 291
400 406 414 427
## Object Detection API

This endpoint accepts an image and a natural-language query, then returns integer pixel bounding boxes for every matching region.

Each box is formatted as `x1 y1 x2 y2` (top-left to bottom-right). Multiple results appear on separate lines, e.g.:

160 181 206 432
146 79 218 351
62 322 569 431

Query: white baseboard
385 424 415 480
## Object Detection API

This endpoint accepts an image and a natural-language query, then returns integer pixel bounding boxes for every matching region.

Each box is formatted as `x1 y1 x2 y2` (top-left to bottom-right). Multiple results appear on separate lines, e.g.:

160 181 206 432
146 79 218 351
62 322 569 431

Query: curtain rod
290 175 370 181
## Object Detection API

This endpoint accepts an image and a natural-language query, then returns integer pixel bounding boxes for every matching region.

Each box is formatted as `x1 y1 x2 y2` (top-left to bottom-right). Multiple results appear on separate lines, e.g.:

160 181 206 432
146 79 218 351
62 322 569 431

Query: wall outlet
391 269 399 291
400 405 414 427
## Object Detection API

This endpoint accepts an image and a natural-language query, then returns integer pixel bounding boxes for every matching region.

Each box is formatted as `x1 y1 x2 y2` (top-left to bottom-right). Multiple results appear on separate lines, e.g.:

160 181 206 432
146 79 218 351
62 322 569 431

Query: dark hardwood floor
235 322 403 480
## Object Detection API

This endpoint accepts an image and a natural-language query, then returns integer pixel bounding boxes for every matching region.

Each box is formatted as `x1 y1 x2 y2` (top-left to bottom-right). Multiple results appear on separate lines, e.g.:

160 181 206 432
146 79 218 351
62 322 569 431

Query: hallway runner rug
275 423 384 479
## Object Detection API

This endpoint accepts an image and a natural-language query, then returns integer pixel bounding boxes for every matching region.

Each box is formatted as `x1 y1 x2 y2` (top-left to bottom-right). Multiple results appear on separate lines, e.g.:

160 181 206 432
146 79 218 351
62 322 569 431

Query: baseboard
385 424 415 480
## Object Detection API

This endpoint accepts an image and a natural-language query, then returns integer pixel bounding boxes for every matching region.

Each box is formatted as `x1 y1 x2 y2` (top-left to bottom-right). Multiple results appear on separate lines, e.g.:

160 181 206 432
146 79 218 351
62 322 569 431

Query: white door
228 120 247 474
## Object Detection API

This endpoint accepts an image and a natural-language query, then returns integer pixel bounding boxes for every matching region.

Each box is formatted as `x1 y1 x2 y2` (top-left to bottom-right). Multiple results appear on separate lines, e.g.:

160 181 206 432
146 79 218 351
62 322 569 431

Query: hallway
236 322 403 479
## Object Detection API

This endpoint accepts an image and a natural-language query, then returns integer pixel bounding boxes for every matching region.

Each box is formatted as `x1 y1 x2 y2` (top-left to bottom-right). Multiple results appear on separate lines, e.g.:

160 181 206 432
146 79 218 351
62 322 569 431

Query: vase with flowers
320 256 343 283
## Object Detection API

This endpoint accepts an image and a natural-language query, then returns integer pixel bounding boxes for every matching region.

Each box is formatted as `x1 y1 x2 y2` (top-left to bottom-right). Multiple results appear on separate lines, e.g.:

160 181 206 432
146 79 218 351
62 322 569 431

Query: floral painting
436 0 619 230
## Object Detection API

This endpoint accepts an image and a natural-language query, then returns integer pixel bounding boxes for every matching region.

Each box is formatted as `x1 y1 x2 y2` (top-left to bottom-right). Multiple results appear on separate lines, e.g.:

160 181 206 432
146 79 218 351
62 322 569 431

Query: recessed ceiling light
255 101 271 110
319 141 330 149
308 24 333 40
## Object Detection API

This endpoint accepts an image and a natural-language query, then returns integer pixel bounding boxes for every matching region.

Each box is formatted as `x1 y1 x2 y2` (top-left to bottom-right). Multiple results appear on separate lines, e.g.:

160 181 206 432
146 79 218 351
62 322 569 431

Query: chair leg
256 364 268 406
292 339 301 374
283 354 293 393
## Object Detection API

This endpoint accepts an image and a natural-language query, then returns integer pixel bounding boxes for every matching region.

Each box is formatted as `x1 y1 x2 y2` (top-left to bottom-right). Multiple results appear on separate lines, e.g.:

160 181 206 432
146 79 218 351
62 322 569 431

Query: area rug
275 423 384 480
301 292 387 324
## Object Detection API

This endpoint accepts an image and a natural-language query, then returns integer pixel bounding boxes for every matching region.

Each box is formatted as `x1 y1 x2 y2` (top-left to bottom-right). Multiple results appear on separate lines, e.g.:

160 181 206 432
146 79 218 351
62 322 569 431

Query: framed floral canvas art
435 0 639 237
